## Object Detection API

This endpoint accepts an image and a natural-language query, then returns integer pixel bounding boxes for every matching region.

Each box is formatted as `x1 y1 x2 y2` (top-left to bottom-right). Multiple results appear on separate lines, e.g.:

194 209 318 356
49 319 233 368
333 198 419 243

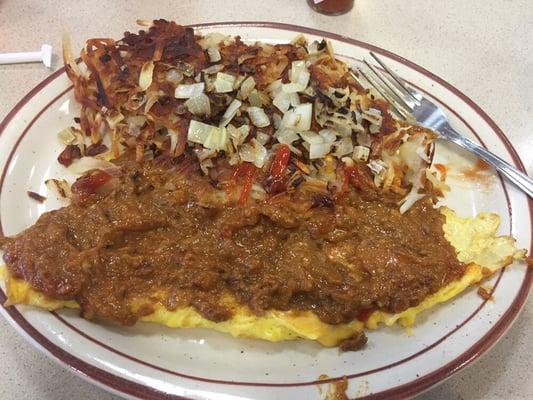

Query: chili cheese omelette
0 20 526 349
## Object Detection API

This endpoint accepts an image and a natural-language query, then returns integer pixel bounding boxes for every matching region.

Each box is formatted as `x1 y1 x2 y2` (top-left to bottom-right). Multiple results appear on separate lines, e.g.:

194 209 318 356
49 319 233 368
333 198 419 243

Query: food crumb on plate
317 375 349 400
26 191 46 203
477 286 493 301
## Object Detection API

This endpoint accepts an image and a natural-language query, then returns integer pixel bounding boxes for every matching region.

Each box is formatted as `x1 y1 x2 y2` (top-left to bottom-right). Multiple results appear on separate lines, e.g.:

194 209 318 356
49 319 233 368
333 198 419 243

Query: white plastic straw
0 44 52 68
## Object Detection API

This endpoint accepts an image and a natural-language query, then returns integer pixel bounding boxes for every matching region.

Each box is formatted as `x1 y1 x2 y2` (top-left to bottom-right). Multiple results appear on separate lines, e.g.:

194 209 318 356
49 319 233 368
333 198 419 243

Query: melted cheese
1 207 526 346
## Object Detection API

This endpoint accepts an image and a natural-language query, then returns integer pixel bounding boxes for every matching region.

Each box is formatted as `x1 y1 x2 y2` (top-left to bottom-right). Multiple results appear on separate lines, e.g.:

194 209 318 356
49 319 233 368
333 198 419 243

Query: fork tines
352 53 418 121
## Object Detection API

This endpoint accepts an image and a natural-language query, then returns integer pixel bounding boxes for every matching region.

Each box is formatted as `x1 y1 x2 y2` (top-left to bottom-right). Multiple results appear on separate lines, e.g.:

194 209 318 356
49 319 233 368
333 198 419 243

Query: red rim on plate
0 22 531 400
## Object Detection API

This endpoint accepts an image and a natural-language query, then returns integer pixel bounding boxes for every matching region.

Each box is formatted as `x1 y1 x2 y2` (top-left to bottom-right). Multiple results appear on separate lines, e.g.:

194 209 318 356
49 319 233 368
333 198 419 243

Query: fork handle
441 126 533 198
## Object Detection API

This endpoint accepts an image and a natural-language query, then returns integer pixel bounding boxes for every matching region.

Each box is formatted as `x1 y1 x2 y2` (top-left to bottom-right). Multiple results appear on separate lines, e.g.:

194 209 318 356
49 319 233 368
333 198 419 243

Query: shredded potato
62 19 438 212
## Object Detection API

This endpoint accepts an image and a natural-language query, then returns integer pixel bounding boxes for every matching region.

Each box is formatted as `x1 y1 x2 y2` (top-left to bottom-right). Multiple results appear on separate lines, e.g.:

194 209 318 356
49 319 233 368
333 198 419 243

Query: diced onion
362 109 383 126
57 127 76 144
282 111 301 130
290 93 300 107
293 103 313 131
202 64 225 74
281 83 302 93
256 131 271 145
273 91 292 113
367 159 387 176
332 137 354 157
266 79 282 97
300 129 336 159
300 130 336 160
187 120 216 144
185 93 211 116
275 129 299 145
247 106 270 128
318 129 337 143
214 72 236 93
187 120 229 151
233 75 246 90
309 142 333 159
290 60 307 83
207 47 221 62
228 124 250 147
139 60 155 91
239 138 268 168
248 90 264 107
282 60 310 93
299 131 323 144
175 82 205 99
353 145 370 162
219 99 242 127
203 126 229 151
195 147 217 162
281 103 312 131
238 76 256 100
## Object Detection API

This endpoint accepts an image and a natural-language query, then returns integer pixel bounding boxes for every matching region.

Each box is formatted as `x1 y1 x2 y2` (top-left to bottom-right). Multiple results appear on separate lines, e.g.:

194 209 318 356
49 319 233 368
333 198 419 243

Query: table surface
0 0 531 399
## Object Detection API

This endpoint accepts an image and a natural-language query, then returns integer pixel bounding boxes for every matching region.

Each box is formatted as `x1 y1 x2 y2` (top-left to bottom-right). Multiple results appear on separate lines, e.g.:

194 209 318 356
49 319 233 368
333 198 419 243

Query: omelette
0 206 525 347
0 20 527 349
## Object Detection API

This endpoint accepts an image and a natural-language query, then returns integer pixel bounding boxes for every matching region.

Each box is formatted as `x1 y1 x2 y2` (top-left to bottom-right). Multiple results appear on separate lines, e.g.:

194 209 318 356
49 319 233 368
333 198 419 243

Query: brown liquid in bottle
307 0 354 15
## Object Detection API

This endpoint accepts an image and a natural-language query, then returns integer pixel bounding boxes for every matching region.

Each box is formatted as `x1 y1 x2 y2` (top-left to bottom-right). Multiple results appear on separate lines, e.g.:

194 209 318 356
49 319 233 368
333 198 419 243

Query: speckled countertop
0 0 531 399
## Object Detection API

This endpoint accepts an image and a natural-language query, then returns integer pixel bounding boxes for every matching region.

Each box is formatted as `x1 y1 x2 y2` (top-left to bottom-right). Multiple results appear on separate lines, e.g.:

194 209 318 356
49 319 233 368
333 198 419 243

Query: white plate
0 22 531 400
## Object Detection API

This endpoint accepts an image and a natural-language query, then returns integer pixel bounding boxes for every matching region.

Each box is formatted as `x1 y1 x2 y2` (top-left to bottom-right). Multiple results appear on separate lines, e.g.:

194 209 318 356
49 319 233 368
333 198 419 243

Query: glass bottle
307 0 354 15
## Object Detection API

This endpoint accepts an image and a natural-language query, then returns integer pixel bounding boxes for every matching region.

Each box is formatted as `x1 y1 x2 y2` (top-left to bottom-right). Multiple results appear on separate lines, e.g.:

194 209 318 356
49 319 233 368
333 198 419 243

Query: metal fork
355 52 533 198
